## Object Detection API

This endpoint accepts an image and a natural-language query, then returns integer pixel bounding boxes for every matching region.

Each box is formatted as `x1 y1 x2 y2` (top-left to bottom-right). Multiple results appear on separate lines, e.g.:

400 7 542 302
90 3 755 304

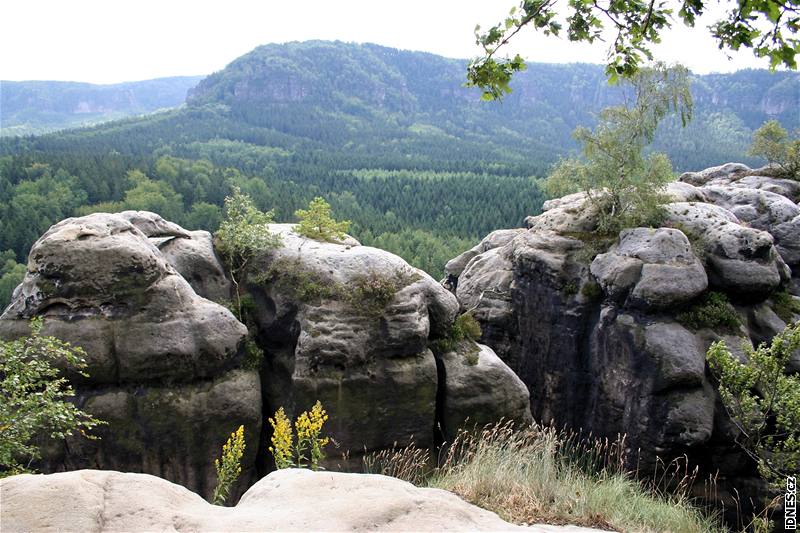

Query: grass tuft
363 422 721 532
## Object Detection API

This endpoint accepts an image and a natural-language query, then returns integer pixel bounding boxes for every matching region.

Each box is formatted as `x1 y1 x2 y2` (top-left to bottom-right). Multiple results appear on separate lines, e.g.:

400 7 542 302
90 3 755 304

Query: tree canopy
468 0 800 98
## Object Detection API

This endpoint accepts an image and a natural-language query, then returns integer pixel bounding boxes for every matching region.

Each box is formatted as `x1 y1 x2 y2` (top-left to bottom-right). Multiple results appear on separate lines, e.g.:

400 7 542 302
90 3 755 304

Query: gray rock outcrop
438 343 533 437
0 213 533 498
0 469 601 532
244 224 529 465
0 212 257 499
445 162 800 516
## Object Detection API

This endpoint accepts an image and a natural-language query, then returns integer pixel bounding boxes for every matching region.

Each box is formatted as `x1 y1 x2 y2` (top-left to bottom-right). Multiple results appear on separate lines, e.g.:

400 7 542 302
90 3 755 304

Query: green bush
295 197 350 242
707 321 800 489
346 268 419 316
431 312 483 364
750 120 800 179
1 318 104 476
677 292 741 331
255 258 339 303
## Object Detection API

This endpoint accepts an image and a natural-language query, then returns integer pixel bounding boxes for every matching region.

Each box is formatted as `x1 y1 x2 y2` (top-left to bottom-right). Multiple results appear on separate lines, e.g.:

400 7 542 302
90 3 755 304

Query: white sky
0 0 776 84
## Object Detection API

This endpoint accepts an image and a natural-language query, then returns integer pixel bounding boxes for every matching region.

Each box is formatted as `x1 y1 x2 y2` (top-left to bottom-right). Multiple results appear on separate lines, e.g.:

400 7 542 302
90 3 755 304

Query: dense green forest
0 76 203 136
1 41 797 309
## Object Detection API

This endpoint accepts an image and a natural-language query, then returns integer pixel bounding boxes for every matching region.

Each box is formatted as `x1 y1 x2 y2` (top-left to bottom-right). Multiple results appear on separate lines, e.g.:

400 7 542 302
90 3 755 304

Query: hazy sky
1 0 775 84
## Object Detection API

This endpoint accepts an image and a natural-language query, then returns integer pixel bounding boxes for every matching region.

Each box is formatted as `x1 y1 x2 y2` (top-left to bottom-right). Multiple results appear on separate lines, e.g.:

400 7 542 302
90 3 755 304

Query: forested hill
186 41 798 171
0 41 797 305
0 76 203 136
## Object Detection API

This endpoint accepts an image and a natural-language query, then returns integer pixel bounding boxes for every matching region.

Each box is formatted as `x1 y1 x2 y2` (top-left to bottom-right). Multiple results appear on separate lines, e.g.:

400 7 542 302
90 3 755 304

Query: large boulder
245 224 461 463
0 212 255 500
700 186 800 266
680 163 800 202
665 202 790 298
445 228 524 278
437 343 533 437
0 469 601 532
591 228 707 310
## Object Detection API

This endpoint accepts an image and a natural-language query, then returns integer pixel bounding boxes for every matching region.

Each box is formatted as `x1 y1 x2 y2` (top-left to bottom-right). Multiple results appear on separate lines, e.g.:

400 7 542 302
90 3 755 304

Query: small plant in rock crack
214 188 282 319
430 312 482 364
268 401 330 470
212 425 245 505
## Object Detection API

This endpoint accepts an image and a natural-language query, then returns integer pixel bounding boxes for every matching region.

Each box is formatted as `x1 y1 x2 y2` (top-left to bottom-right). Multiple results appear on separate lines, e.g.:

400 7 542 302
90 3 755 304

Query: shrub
431 312 482 364
212 425 245 505
295 197 350 242
255 258 339 303
215 188 281 273
750 120 800 179
677 292 741 331
215 188 281 318
268 401 330 471
1 318 104 476
706 321 800 489
581 281 603 301
346 268 419 316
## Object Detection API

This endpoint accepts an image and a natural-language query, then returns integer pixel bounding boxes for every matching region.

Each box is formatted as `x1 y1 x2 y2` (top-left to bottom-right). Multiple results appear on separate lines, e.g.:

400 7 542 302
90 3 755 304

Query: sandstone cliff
444 163 800 511
0 212 531 497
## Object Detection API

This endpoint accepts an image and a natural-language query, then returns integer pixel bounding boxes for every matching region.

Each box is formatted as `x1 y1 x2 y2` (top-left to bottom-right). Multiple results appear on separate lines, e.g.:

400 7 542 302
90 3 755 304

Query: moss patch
677 291 741 332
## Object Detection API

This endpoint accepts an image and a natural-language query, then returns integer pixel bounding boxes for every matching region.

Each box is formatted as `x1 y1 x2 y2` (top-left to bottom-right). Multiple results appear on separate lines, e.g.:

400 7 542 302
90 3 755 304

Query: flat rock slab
0 469 603 532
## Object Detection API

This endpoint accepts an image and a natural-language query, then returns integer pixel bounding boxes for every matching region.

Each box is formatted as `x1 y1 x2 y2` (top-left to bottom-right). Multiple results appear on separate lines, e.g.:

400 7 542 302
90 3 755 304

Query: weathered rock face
244 224 529 464
0 212 258 500
0 469 601 532
438 343 533 438
0 214 532 498
445 163 800 513
591 228 708 310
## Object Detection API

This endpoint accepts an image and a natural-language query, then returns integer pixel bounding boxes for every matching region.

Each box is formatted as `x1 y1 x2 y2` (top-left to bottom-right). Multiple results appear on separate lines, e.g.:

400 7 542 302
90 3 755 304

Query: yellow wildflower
212 425 246 505
268 407 294 469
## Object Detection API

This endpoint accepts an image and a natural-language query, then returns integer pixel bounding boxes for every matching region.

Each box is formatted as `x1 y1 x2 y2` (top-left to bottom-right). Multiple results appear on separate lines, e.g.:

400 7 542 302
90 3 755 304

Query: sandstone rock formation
445 163 800 512
438 343 533 438
0 212 259 500
0 213 531 496
0 469 599 532
243 224 530 465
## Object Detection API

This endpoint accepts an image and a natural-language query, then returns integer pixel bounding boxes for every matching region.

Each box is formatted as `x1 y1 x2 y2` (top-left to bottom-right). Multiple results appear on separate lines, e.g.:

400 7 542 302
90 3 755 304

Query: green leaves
215 187 282 273
1 318 104 476
294 197 350 243
545 64 690 234
706 321 800 488
468 0 799 95
749 119 800 178
467 0 559 100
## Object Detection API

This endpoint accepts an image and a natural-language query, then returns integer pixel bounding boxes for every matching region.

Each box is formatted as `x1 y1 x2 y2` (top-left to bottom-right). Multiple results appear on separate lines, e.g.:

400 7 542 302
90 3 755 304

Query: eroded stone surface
0 469 602 532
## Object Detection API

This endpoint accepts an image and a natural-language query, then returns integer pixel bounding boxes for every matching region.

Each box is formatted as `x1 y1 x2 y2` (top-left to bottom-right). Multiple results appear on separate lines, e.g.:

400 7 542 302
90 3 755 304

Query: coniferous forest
1 41 798 308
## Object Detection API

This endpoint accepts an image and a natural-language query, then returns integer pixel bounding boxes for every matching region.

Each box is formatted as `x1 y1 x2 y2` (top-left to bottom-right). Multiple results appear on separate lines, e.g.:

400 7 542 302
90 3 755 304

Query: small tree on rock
295 197 350 242
545 63 692 234
750 120 800 179
215 187 282 316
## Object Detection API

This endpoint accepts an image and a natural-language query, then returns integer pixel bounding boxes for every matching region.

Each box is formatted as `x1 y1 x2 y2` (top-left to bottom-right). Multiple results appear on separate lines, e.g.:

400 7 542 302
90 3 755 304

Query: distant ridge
1 76 204 136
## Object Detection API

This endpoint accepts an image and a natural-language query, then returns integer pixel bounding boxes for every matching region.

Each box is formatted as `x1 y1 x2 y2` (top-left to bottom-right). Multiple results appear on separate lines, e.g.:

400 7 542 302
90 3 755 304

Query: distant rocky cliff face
445 163 800 511
0 212 530 498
